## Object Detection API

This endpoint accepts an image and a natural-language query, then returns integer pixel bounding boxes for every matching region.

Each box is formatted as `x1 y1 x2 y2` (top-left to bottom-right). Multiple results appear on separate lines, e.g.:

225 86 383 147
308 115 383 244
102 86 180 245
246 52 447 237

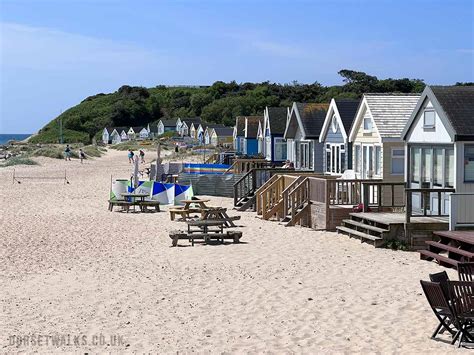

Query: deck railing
225 158 272 174
260 175 286 219
288 177 311 226
326 179 381 206
406 188 456 223
361 181 406 212
233 168 297 209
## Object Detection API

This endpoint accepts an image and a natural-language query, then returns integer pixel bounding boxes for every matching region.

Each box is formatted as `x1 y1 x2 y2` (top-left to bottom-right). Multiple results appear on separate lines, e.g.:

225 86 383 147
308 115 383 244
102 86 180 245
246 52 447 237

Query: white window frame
363 117 373 133
331 115 338 133
423 110 436 129
354 144 361 174
325 143 345 175
391 148 405 175
464 144 474 183
273 137 286 161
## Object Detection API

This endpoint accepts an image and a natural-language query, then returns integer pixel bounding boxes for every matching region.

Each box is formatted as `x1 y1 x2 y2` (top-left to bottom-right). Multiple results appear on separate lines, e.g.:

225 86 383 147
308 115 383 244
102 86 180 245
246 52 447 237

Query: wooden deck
351 212 448 225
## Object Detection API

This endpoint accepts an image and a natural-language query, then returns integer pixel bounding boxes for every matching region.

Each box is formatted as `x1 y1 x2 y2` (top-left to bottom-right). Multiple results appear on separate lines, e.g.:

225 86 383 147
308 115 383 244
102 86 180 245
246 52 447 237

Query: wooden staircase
336 213 388 247
419 231 474 269
285 177 311 227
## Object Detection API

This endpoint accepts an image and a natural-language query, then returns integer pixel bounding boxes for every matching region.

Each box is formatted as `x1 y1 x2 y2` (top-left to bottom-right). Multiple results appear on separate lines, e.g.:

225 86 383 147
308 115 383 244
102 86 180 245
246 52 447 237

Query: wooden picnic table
121 192 149 202
180 198 211 210
202 207 241 228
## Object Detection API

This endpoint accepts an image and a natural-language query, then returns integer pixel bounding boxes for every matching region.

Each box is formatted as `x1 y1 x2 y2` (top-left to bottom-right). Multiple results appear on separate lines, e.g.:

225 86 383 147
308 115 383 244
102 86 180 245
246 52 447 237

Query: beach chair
458 263 474 282
429 271 451 300
420 280 457 340
447 281 474 347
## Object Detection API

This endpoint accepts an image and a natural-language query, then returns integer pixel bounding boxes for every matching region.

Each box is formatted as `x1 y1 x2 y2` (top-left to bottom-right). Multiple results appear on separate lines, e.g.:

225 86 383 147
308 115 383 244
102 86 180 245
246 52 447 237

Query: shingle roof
213 127 234 137
267 107 288 134
245 116 263 138
115 127 128 133
364 94 420 138
296 103 330 138
132 126 145 132
334 99 360 133
430 86 474 139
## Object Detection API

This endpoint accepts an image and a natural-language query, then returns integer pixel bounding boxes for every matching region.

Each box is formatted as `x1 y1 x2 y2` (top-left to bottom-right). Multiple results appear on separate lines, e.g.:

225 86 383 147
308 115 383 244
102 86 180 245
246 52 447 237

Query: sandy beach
0 149 463 353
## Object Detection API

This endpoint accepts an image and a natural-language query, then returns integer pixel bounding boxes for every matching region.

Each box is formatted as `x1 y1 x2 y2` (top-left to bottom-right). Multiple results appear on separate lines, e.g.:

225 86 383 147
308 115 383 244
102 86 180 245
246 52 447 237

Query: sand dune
0 149 463 353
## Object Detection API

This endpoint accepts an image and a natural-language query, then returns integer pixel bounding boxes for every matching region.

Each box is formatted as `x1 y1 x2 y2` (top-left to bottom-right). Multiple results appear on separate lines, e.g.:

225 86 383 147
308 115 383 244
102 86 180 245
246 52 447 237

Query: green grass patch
2 157 39 167
29 128 90 144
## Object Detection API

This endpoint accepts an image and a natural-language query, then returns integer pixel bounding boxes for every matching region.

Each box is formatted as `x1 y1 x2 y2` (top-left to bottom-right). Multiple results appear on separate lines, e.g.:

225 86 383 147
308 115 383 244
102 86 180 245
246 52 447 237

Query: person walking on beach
64 145 71 161
139 149 145 163
79 148 86 164
128 149 134 163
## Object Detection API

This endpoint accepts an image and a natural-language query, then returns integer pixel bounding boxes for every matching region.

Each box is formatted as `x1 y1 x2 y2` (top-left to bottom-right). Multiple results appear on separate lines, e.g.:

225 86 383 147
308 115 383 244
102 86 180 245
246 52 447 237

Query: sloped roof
161 119 176 127
334 99 360 133
213 127 234 137
364 94 420 138
431 86 474 139
235 116 245 136
181 117 202 127
296 103 330 138
104 127 115 134
132 126 145 132
267 107 288 134
113 126 128 134
245 116 263 138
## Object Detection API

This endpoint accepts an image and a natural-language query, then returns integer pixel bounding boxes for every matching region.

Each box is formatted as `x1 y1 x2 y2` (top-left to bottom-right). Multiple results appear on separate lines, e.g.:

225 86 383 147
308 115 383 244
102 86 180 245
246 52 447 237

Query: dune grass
1 157 39 167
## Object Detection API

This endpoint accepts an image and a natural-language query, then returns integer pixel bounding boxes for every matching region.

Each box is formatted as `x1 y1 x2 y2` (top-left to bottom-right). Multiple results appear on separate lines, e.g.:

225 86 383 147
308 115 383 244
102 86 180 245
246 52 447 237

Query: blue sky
1 0 473 134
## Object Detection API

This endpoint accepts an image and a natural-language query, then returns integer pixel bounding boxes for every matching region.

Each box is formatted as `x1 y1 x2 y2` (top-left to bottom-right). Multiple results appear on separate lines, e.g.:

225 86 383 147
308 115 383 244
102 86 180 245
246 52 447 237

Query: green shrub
2 157 39 167
82 145 104 157
383 239 409 251
29 128 90 144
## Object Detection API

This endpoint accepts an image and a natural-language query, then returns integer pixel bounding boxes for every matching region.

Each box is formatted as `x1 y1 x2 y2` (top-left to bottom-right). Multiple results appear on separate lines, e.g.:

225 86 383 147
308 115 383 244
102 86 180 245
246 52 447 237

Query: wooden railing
205 153 219 164
261 175 286 219
233 168 297 209
225 158 272 174
327 179 380 206
256 174 280 215
406 188 455 223
281 176 306 220
361 181 406 212
287 177 311 226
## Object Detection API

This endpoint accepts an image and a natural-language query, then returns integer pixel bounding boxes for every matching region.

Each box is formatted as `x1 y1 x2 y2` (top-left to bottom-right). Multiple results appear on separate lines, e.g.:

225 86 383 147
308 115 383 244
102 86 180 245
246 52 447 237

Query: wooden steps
419 250 459 268
336 226 384 247
425 241 474 259
341 219 389 234
336 213 388 247
419 230 474 269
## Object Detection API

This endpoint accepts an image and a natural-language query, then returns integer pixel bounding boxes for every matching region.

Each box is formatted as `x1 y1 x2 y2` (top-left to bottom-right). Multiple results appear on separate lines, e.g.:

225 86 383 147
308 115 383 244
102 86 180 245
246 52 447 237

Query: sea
0 134 31 145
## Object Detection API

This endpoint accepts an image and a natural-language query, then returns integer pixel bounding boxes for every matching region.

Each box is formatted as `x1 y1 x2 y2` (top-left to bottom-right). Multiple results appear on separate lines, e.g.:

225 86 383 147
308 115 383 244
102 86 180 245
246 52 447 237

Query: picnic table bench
169 206 203 221
108 199 134 212
169 219 243 246
201 207 241 228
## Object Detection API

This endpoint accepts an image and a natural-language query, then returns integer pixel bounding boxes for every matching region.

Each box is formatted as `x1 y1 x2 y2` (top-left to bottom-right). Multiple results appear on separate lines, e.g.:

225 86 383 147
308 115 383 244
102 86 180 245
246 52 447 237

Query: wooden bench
108 200 134 212
169 207 201 221
138 200 161 212
169 230 243 247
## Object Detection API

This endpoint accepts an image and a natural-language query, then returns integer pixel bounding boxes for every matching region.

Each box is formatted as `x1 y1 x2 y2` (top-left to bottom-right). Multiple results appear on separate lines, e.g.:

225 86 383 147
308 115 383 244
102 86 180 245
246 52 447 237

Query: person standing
139 149 145 163
64 145 71 161
128 149 134 163
79 149 86 164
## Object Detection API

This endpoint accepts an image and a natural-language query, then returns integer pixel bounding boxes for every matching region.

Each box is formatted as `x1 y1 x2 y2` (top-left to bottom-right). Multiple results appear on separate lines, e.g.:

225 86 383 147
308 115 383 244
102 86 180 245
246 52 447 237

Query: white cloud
0 22 166 71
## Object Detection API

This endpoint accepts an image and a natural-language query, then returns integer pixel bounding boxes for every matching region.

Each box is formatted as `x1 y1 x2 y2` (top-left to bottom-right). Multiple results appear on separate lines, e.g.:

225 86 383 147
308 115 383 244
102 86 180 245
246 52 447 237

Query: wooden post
362 183 369 212
449 193 456 231
133 155 139 189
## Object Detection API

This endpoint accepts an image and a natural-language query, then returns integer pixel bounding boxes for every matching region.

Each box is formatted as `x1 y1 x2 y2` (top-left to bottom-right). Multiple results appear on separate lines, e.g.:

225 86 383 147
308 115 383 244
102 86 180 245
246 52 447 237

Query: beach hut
157 119 177 135
203 124 224 145
110 129 121 144
102 127 114 144
180 117 202 137
319 99 360 175
262 107 289 163
211 127 234 147
402 85 474 219
284 102 329 171
233 117 245 153
348 93 420 181
176 118 183 133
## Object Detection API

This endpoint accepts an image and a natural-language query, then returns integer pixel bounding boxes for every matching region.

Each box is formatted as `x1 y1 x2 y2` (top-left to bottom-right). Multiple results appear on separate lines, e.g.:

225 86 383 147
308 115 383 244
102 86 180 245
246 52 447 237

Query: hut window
423 110 436 129
331 115 338 133
375 146 382 176
391 148 404 175
363 117 373 132
355 145 361 173
464 145 474 182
